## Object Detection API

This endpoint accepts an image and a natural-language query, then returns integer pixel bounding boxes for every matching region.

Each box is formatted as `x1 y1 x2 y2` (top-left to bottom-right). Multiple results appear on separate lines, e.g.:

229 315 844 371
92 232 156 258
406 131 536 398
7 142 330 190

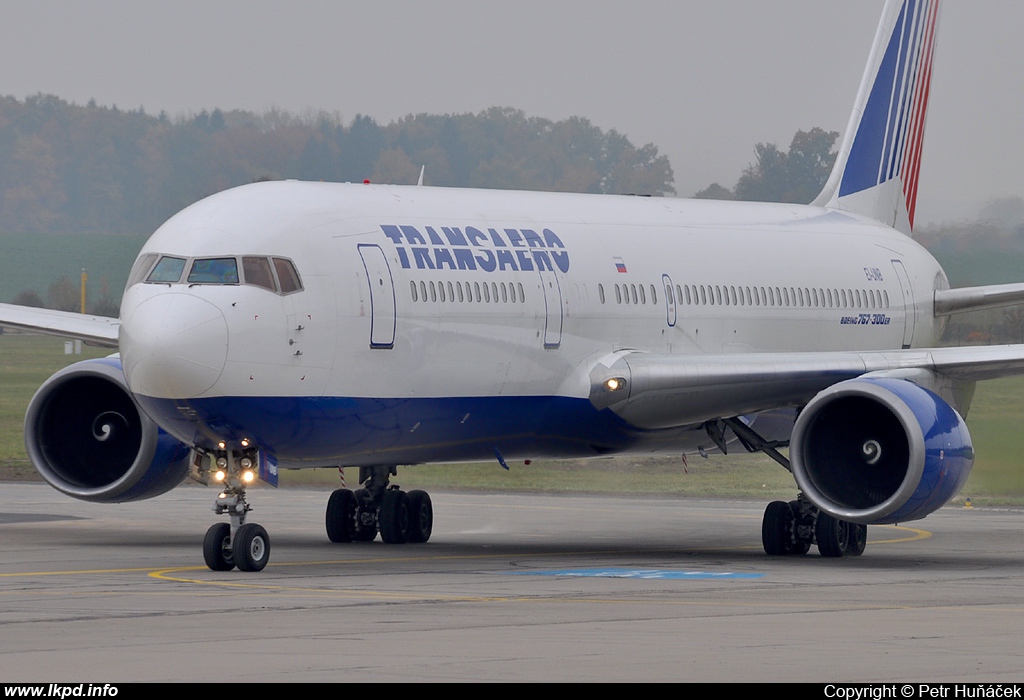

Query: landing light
604 377 626 392
240 457 253 469
241 470 256 484
214 470 226 482
216 457 228 469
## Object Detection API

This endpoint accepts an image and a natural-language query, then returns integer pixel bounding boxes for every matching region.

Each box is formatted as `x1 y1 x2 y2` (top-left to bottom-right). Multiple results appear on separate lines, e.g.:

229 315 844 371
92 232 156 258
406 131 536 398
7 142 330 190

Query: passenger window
243 257 276 291
273 258 303 294
188 258 238 284
147 256 187 283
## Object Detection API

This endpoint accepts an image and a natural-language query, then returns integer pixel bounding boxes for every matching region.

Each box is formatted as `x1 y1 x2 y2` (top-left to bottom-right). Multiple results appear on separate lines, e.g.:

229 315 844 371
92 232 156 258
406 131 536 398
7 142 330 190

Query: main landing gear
701 418 868 559
761 494 867 558
201 447 271 572
325 465 433 545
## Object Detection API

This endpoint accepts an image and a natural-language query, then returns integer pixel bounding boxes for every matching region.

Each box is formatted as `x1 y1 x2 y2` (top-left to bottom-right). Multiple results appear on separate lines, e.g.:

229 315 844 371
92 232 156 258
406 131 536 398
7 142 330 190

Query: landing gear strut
761 494 866 558
702 418 869 559
201 448 271 572
324 465 433 545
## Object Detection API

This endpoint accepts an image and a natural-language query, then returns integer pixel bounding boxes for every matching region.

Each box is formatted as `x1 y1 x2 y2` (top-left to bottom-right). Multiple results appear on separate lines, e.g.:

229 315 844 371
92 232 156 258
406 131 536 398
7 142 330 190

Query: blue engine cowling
790 377 974 524
24 357 192 503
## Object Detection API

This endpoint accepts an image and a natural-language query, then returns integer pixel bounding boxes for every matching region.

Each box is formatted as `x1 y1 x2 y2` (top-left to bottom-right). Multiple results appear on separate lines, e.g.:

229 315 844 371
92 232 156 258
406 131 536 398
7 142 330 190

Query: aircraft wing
0 303 119 348
589 344 1024 430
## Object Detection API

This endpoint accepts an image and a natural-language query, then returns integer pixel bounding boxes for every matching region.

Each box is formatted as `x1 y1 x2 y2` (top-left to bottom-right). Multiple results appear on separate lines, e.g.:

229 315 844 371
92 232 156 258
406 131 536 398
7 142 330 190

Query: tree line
0 95 675 235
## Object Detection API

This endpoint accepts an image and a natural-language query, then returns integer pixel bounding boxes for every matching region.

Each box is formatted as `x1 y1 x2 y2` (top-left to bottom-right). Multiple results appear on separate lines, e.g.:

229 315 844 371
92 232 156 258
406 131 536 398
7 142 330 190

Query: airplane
4 0 1024 572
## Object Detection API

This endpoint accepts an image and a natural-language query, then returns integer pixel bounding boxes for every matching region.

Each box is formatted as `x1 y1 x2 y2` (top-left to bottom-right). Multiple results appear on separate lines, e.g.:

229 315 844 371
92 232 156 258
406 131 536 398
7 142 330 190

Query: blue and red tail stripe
838 0 940 229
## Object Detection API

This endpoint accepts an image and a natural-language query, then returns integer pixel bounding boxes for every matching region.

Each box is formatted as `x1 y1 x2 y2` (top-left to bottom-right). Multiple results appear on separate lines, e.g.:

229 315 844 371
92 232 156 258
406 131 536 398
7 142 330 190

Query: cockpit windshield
133 254 303 295
188 258 239 284
146 256 187 283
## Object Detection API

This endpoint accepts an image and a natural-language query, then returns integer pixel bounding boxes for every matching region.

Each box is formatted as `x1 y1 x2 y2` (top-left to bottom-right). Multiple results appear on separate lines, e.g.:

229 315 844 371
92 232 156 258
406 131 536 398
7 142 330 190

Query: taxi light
218 441 226 450
241 470 255 484
241 438 250 448
214 470 226 482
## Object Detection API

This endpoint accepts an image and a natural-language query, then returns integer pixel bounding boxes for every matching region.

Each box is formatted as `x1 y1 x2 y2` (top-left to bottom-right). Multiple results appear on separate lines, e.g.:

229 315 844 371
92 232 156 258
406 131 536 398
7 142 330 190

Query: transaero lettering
380 224 571 274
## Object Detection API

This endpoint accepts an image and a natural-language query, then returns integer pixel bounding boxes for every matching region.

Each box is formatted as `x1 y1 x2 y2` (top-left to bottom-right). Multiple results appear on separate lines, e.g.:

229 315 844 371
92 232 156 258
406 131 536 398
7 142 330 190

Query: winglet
813 0 942 234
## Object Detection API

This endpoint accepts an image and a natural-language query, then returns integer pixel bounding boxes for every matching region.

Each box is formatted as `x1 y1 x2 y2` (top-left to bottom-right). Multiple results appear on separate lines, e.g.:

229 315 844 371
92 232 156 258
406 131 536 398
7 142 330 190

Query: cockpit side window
147 256 187 283
272 258 303 294
242 257 277 291
127 253 159 288
188 258 239 284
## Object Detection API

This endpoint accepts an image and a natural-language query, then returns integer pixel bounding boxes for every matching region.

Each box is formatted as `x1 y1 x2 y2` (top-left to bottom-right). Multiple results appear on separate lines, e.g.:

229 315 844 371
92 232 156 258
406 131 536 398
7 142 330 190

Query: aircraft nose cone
121 292 228 398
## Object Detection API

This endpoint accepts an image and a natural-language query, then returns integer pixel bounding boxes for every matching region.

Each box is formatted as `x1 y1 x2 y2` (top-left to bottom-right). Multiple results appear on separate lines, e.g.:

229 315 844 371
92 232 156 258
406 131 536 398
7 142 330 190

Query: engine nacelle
25 357 191 503
790 377 974 524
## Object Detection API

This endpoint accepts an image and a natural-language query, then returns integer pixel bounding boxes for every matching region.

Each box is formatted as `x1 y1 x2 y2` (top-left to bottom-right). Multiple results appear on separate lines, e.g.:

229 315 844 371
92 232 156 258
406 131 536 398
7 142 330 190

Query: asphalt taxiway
1 483 1023 682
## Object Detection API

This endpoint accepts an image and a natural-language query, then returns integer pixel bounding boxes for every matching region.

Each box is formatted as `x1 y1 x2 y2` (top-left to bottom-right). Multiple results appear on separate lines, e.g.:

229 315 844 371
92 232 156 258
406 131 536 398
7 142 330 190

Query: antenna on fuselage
416 165 425 186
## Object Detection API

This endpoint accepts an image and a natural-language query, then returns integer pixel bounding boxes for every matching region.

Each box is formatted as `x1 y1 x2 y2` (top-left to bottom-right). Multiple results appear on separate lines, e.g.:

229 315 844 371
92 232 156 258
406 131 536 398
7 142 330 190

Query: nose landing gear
201 448 271 572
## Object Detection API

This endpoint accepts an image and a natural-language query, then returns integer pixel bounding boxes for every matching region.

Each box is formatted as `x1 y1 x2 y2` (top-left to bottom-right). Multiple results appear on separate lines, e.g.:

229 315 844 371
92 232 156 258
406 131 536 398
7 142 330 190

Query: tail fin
813 0 942 234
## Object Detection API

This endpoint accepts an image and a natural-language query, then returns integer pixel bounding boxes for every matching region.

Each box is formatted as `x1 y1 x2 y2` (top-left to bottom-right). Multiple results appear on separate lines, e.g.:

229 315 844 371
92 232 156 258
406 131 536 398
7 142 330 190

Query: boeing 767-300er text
4 0 1023 571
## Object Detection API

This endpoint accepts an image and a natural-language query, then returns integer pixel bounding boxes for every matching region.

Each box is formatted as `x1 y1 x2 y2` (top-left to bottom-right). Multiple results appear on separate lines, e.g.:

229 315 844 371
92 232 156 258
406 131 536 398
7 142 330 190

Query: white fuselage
117 181 947 466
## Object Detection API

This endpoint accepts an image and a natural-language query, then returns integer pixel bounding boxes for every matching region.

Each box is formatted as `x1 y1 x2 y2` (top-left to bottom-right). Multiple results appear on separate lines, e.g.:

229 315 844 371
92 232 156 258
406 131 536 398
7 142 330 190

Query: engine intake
25 357 191 502
790 377 973 524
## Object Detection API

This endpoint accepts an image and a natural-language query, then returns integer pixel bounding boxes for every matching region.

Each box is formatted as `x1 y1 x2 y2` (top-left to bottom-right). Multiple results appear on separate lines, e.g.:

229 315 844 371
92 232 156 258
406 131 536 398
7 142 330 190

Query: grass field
2 333 1023 502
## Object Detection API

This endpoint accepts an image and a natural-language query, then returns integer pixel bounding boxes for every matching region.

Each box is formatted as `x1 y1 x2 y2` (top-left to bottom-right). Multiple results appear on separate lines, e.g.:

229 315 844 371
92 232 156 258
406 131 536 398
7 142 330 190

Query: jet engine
790 377 973 525
24 357 191 503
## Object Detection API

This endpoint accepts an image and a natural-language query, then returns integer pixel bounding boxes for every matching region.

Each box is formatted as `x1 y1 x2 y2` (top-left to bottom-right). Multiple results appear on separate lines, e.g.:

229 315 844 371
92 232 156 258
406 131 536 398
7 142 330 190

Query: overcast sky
1 1 1020 224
